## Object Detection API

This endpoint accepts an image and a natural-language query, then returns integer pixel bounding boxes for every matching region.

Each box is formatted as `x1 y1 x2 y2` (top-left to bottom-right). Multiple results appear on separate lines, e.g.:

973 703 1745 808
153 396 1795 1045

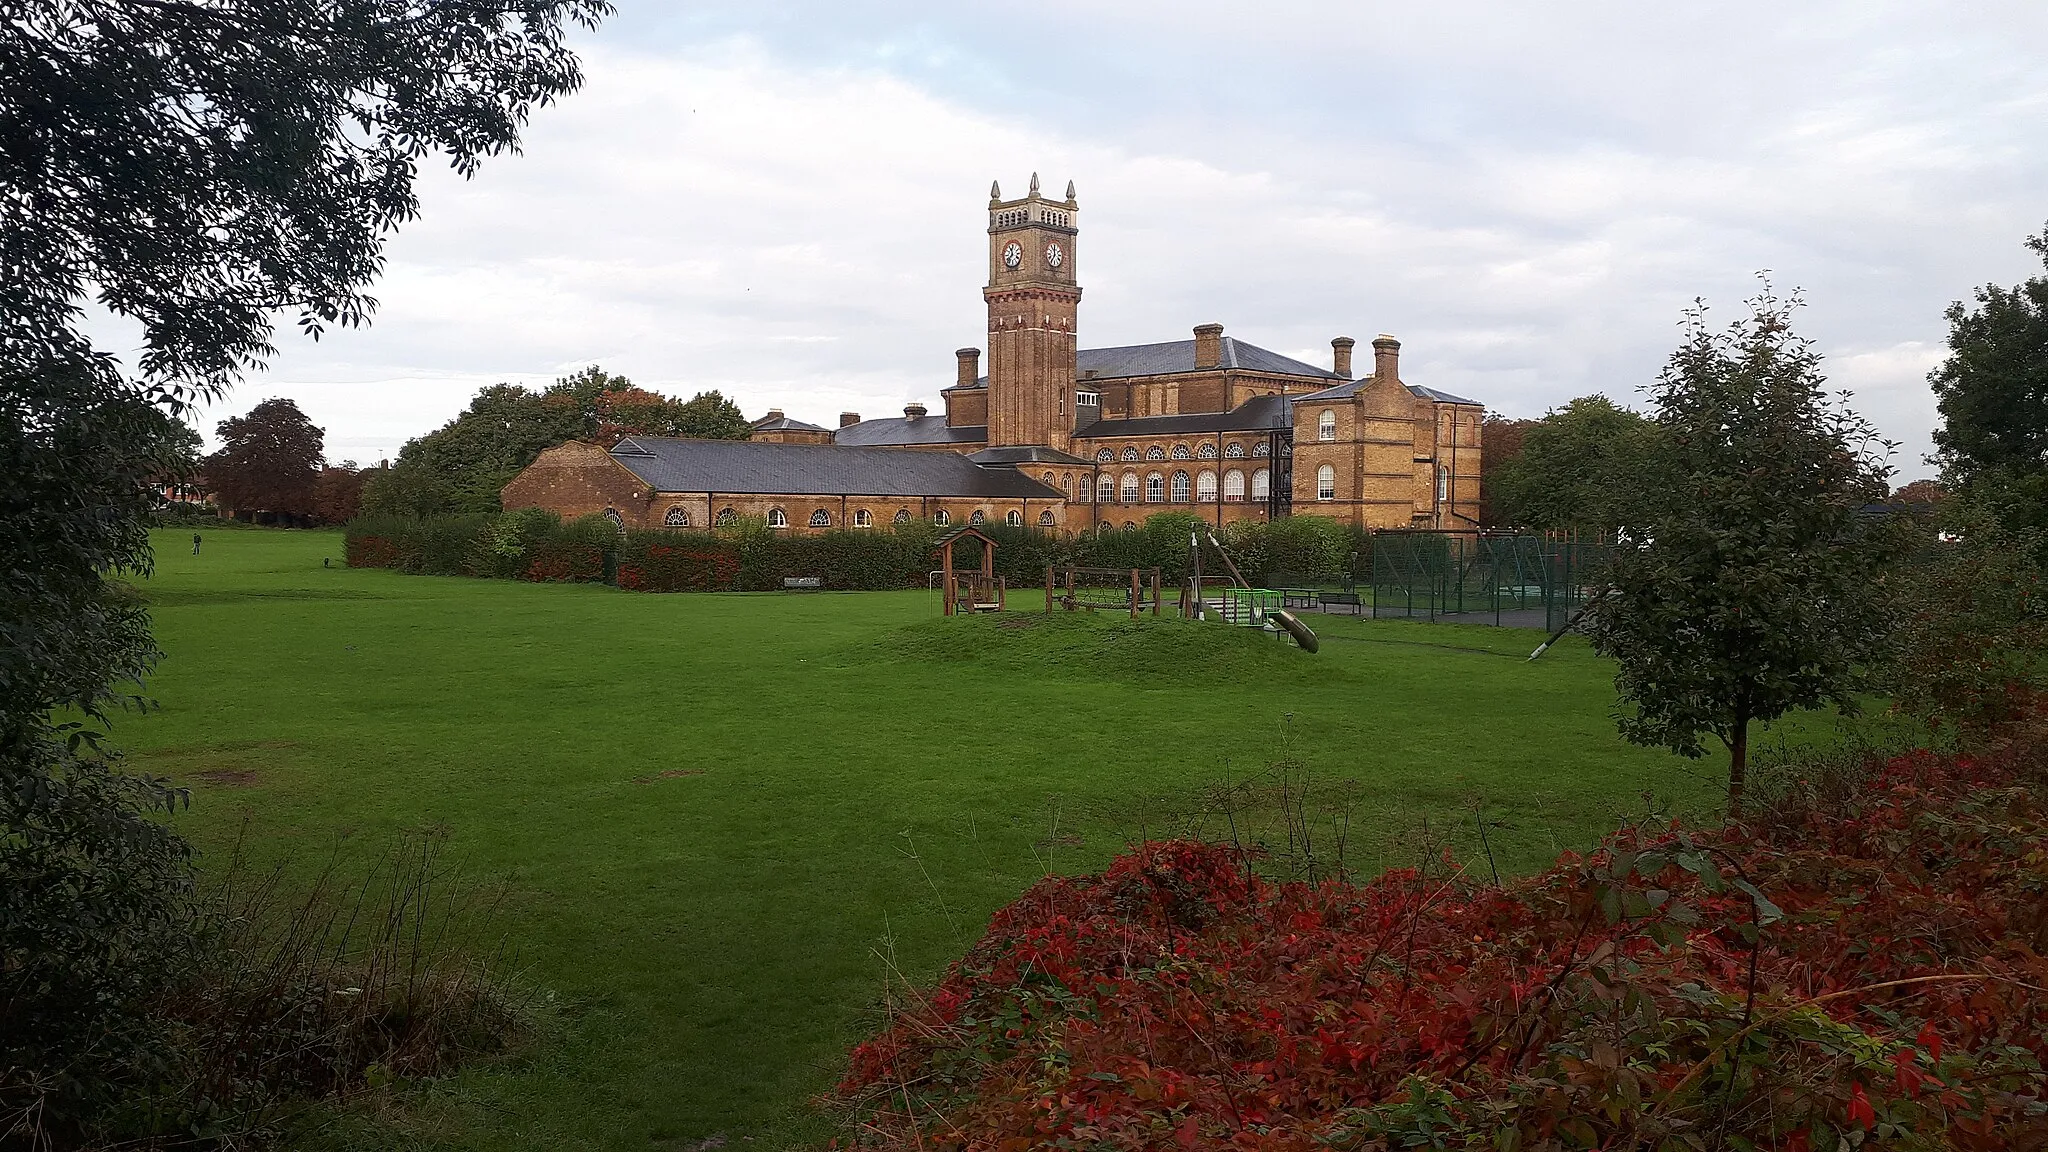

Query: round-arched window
1145 473 1164 502
1254 442 1271 457
894 508 911 524
934 509 950 526
809 509 832 527
1097 474 1115 503
715 507 736 526
1095 448 1114 463
766 508 788 529
1198 443 1218 459
1171 444 1191 460
1196 470 1218 502
663 506 691 528
1317 464 1336 501
602 507 625 532
1038 509 1056 526
1005 510 1023 527
1120 446 1140 461
1169 471 1191 502
968 510 985 526
1223 470 1245 502
1146 445 1166 461
853 509 873 528
1225 442 1246 459
1251 469 1271 501
1121 472 1140 502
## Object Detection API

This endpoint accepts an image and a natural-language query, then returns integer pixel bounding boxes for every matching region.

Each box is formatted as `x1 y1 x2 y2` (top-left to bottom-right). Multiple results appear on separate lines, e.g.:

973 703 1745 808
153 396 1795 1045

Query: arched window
1252 469 1270 501
1097 473 1115 503
894 508 911 524
1318 409 1337 441
1120 446 1140 461
663 506 691 528
1095 448 1114 463
1060 474 1073 494
1042 472 1056 486
1317 464 1336 501
1223 470 1245 502
767 508 788 529
1171 444 1191 460
1198 443 1218 459
1169 470 1191 502
1006 510 1023 527
1225 442 1246 459
809 509 832 527
1437 465 1450 504
1038 509 1056 526
602 507 625 532
1124 522 1137 532
853 509 873 528
1146 445 1166 461
969 510 986 526
715 507 737 526
1145 473 1165 502
1254 442 1271 457
1121 472 1140 502
1196 470 1218 502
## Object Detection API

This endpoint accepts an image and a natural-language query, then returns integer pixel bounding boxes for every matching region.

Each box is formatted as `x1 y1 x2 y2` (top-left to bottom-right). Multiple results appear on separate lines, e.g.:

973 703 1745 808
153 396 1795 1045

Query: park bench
1319 591 1363 615
781 576 824 590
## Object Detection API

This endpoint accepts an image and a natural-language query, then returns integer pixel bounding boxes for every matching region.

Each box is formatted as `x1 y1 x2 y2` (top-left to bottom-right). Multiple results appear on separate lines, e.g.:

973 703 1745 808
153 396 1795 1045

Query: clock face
1001 242 1022 269
1044 242 1065 270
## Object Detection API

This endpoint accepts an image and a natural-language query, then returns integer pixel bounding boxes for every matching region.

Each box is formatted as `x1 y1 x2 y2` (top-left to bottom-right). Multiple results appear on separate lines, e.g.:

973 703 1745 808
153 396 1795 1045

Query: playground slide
1268 609 1319 653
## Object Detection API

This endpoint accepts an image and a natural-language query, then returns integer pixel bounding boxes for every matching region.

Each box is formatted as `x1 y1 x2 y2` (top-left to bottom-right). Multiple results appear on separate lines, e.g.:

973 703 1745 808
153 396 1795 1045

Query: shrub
468 506 561 579
522 515 615 583
834 739 2048 1150
618 531 740 592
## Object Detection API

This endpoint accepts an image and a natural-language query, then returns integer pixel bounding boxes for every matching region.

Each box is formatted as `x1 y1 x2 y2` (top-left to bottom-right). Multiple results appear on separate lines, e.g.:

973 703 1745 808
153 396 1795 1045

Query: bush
618 530 739 592
522 515 615 583
834 739 2048 1150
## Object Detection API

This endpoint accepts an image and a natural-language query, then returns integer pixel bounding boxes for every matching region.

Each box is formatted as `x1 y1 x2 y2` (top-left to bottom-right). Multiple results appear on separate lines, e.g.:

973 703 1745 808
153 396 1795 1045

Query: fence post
1129 569 1140 619
1150 570 1161 616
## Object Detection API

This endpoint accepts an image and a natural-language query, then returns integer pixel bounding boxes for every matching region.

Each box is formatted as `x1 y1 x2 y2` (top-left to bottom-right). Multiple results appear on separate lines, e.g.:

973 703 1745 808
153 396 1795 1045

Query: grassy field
122 528 1761 1149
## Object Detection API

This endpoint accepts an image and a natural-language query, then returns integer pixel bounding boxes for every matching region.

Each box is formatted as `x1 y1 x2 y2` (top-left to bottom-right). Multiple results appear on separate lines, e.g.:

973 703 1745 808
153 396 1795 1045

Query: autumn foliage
834 736 2048 1150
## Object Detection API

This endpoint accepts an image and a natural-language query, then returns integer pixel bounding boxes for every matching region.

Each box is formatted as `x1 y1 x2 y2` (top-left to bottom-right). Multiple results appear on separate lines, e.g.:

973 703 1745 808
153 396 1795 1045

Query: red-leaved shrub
835 745 2048 1150
344 534 401 569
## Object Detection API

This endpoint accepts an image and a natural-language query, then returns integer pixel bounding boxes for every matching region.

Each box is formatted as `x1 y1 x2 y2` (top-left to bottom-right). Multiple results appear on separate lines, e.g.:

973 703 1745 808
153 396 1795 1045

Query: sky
173 0 2048 482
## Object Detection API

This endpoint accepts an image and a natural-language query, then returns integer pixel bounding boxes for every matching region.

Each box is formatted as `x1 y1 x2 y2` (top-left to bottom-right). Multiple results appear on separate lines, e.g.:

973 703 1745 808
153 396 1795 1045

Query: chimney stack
955 347 981 389
764 408 785 422
1193 323 1225 370
1372 333 1401 382
903 402 927 419
1331 336 1356 379
839 411 861 428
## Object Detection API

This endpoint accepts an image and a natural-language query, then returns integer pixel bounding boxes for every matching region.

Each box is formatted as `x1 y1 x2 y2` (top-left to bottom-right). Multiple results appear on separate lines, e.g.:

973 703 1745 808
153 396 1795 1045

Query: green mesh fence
1366 531 1613 631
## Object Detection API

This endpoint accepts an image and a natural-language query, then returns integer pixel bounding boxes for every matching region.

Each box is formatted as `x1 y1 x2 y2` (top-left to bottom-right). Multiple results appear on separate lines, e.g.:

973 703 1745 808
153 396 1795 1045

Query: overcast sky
177 1 2048 481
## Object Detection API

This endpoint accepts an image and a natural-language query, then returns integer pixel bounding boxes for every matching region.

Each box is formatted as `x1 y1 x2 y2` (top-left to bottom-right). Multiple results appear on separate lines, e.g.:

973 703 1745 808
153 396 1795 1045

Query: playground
124 527 1780 1150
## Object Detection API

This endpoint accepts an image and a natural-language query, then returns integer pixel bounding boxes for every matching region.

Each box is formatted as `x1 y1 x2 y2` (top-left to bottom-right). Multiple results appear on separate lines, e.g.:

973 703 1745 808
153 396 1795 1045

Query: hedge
342 511 1372 594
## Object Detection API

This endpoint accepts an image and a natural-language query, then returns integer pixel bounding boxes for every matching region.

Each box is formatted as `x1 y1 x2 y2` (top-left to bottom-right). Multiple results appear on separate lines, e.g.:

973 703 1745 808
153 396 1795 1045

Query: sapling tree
1587 285 1894 816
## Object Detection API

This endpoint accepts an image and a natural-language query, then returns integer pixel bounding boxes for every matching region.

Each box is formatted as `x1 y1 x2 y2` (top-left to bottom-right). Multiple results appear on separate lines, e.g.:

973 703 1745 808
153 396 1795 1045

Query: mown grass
118 528 1827 1149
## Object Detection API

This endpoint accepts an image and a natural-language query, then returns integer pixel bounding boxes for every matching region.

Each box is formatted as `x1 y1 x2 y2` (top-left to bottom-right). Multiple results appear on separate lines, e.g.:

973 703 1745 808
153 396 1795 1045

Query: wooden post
1151 570 1161 616
941 538 956 616
1129 568 1140 619
1045 565 1055 612
997 577 1007 612
1064 568 1076 611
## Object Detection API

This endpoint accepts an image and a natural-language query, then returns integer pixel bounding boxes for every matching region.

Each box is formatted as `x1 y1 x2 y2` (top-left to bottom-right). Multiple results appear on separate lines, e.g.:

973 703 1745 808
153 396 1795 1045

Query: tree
1487 396 1660 533
1586 287 1894 816
206 397 324 518
361 383 584 515
1 1 607 1137
671 390 752 441
1929 224 2048 557
312 464 365 524
1478 414 1535 528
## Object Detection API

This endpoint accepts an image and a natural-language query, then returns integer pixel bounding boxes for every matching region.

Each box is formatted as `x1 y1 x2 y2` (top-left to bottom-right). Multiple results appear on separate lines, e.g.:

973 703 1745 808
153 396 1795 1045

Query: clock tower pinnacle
984 175 1080 451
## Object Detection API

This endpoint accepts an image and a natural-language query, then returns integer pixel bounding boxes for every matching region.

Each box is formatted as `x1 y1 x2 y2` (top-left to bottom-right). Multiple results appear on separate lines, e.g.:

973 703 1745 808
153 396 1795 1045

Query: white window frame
1145 473 1165 502
1251 468 1270 502
853 509 873 528
1169 470 1191 503
1317 464 1336 501
1222 470 1245 502
767 508 788 529
1318 409 1337 441
1196 470 1218 502
663 506 691 528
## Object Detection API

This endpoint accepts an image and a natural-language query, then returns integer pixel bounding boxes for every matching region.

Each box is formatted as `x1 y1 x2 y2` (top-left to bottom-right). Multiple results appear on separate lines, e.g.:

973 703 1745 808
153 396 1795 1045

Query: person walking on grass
192 532 202 556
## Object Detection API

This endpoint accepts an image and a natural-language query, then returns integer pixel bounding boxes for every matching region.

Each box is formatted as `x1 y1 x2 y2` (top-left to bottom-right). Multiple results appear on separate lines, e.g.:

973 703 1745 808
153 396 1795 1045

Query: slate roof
833 415 987 447
750 413 830 433
965 445 1091 466
1073 394 1294 439
608 436 1059 499
1295 378 1483 407
1078 337 1341 382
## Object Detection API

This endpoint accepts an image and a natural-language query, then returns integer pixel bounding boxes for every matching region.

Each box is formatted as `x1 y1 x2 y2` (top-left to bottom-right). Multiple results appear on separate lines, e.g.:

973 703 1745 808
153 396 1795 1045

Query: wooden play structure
1045 566 1164 618
937 526 1006 616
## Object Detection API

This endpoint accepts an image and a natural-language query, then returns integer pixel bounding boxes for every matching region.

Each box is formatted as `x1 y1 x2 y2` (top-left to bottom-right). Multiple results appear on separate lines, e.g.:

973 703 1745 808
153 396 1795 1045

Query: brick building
504 175 1483 534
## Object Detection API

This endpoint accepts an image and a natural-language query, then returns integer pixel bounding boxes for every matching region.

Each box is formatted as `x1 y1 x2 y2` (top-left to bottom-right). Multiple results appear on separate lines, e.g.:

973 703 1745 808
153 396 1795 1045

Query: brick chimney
839 411 861 428
764 408 785 422
904 402 927 419
1193 323 1224 370
1372 334 1401 382
1331 336 1356 379
956 347 981 389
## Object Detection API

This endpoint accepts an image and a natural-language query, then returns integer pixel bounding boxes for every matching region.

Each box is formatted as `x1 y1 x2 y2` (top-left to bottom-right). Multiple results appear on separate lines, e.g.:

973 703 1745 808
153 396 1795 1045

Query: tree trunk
1727 715 1749 820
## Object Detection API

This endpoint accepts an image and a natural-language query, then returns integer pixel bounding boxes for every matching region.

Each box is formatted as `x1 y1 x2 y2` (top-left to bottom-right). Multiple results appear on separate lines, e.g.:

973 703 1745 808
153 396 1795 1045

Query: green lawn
123 528 1755 1149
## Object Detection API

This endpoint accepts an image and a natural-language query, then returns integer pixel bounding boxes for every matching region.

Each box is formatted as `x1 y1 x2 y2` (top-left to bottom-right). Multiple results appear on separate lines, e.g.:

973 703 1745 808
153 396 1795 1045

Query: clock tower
984 173 1081 451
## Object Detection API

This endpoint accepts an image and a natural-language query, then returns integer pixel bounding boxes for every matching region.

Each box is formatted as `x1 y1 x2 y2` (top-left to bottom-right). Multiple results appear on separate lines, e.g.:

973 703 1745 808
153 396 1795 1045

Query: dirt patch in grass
190 768 260 786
